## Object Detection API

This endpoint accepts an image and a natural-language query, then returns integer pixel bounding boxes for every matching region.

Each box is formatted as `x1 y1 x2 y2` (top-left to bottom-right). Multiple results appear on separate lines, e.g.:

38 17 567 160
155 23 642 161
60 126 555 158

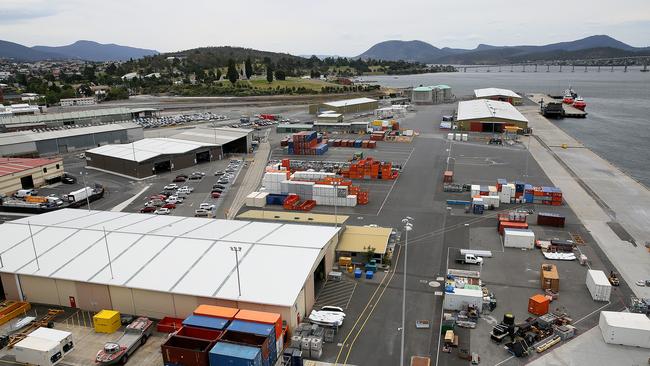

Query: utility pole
230 247 242 297
400 217 414 366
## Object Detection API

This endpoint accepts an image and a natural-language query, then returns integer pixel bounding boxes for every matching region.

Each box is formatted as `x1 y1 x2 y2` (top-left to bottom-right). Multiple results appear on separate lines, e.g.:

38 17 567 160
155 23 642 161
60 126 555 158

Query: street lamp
400 216 414 366
79 170 91 211
230 247 242 297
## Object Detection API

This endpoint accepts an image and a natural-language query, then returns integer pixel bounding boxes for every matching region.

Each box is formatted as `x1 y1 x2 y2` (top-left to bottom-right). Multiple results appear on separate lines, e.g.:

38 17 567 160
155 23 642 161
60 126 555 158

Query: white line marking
376 147 415 216
110 184 151 212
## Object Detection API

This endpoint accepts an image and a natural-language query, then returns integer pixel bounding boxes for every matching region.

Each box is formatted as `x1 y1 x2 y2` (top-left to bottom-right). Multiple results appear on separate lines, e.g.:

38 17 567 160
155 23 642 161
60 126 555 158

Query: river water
369 69 650 188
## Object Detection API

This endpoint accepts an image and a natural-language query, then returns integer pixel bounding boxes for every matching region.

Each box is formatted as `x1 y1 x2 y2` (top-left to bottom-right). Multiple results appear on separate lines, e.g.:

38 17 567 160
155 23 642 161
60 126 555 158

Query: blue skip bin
354 268 362 279
365 271 374 279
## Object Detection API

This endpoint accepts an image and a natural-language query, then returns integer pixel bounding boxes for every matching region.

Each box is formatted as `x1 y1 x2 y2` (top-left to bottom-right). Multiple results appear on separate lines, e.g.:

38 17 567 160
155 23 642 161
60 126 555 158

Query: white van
15 189 36 198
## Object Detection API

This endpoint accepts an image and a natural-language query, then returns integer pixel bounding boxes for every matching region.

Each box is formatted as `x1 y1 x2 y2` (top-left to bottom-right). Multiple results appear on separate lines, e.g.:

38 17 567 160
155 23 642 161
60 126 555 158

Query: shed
474 87 523 105
455 99 528 132
599 311 650 348
503 228 535 249
336 225 392 260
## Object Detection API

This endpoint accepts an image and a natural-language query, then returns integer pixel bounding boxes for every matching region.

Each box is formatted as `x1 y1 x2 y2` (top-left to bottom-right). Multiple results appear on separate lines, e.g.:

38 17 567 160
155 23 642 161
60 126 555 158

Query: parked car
179 186 194 193
211 188 223 194
162 203 176 209
176 174 189 179
140 207 156 213
188 174 202 181
150 194 166 200
194 209 210 217
164 184 178 190
212 184 226 190
211 192 221 198
214 171 225 176
192 171 206 176
217 179 229 184
173 176 186 182
155 208 171 215
61 174 77 184
199 203 215 210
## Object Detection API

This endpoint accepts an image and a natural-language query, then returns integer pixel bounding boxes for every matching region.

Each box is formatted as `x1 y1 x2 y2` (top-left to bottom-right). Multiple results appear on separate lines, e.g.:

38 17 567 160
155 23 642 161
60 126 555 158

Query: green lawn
245 78 341 91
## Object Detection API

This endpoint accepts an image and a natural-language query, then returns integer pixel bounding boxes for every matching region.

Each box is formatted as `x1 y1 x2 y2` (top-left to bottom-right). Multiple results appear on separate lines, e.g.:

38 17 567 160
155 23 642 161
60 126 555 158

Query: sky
1 0 649 55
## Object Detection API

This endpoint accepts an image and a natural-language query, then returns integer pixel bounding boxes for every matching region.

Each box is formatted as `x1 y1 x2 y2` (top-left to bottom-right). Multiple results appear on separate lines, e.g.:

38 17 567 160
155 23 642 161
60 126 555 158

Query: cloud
0 8 58 22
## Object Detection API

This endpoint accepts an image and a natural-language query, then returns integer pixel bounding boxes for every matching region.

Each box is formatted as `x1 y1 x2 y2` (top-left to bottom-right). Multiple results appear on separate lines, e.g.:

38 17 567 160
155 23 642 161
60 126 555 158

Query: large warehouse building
455 99 529 132
474 88 523 105
0 209 340 329
411 85 453 104
309 97 378 115
0 123 143 157
0 107 138 132
0 157 64 195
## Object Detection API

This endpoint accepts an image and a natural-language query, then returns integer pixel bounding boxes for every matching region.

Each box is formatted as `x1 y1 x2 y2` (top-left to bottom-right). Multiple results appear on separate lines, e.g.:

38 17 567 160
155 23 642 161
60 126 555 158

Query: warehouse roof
0 107 133 126
0 123 140 146
317 113 343 118
474 88 521 99
323 97 377 108
413 87 432 92
170 127 252 146
600 311 650 330
0 209 340 307
237 210 348 225
337 225 392 254
0 157 62 177
456 99 528 123
86 137 216 162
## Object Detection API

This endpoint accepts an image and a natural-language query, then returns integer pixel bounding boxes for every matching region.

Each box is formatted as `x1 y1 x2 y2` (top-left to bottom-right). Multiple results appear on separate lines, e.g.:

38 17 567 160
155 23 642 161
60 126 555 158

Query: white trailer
586 270 612 302
443 288 483 312
67 187 92 202
599 311 650 348
14 336 63 366
30 327 74 355
503 229 535 249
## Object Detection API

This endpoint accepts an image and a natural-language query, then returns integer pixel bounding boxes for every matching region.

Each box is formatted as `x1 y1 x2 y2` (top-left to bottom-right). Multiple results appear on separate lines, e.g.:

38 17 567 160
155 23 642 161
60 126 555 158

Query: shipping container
234 310 282 340
14 336 63 366
503 229 535 249
157 317 185 333
411 356 431 366
221 330 270 364
30 327 74 355
209 342 263 366
586 270 612 302
442 288 483 312
528 295 549 316
537 212 565 227
175 326 223 342
540 264 560 292
194 305 239 320
598 311 650 348
93 310 121 334
227 320 277 363
498 221 528 235
162 335 212 366
183 315 229 331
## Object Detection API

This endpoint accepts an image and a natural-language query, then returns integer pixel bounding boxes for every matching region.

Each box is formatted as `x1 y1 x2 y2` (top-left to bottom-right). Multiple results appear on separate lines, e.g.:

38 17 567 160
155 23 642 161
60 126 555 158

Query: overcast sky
1 0 649 55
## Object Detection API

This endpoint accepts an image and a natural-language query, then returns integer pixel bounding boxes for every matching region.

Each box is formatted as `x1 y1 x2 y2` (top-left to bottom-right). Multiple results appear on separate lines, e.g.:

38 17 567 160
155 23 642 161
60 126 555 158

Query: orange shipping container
194 305 239 320
25 196 48 203
234 309 282 339
528 294 549 316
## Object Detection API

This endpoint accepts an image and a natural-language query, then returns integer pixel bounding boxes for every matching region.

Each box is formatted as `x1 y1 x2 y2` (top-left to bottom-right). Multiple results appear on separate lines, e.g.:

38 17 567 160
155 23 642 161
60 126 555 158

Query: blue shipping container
183 315 229 331
266 194 288 205
210 342 262 366
227 321 276 363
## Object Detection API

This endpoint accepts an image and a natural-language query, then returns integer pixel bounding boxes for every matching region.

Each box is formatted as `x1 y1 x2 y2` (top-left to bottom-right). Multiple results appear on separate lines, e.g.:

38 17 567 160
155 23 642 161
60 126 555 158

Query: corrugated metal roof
456 99 528 123
237 210 348 225
0 107 133 126
600 311 650 330
413 87 432 92
0 209 340 307
474 88 521 99
323 97 377 108
86 137 216 162
0 157 62 177
0 123 140 146
337 225 392 254
170 127 251 146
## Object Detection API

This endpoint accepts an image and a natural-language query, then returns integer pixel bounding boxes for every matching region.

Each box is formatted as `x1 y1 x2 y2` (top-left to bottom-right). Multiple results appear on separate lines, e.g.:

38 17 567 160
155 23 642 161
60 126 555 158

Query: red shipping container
528 295 549 316
499 221 529 235
174 326 223 342
162 335 212 366
220 330 270 361
157 317 185 333
537 213 565 227
443 171 453 183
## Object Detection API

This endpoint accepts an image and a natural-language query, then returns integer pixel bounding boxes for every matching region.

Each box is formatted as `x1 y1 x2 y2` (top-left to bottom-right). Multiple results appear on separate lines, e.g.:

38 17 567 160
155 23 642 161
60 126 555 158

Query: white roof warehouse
0 209 340 328
455 99 529 132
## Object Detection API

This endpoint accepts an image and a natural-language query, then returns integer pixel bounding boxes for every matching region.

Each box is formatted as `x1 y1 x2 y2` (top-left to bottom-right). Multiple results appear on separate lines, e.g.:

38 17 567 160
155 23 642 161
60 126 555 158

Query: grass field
245 78 341 91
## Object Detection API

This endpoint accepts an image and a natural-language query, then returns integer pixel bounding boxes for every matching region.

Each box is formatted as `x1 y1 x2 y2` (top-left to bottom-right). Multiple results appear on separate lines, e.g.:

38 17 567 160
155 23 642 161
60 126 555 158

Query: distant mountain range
0 40 158 62
356 35 650 64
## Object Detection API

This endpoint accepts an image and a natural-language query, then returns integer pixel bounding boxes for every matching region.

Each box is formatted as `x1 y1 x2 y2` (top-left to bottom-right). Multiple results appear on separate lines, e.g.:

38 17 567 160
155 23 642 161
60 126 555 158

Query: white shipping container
585 270 612 302
447 133 454 140
245 192 259 207
503 229 535 249
599 311 650 348
255 192 268 208
454 133 462 141
14 337 63 366
462 134 468 141
30 328 74 355
443 288 483 312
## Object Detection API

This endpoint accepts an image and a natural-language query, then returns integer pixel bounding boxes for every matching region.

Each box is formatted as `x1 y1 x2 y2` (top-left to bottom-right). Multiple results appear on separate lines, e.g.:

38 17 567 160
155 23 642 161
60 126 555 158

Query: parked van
15 189 36 198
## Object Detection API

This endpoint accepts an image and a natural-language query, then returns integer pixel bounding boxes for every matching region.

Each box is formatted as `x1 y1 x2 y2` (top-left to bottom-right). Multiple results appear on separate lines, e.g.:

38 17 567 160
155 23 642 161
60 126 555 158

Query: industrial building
0 107 146 132
308 97 378 115
411 87 434 104
336 225 392 262
474 88 523 105
237 210 349 226
411 85 453 104
59 97 97 107
85 128 250 178
455 99 529 132
0 104 42 118
0 209 340 329
317 113 343 123
0 123 143 157
0 157 64 195
276 124 314 134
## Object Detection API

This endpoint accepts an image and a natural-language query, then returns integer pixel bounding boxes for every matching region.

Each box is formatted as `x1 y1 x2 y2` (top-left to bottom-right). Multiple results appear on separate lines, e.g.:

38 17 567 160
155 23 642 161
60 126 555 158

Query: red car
173 176 186 182
162 203 176 209
211 192 221 198
140 206 156 213
150 194 166 200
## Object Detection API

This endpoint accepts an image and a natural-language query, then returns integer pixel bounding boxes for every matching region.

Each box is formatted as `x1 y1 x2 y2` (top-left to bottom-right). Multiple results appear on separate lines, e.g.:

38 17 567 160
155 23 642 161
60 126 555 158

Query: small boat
562 93 574 104
573 96 586 111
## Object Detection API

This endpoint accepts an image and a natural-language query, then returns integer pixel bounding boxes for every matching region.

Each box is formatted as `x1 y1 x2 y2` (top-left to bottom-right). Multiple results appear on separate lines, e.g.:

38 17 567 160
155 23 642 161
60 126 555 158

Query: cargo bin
193 305 239 320
586 270 612 302
209 342 263 366
411 356 431 366
234 310 282 340
540 264 559 292
175 326 223 342
227 320 277 363
157 317 185 333
162 335 212 366
220 330 270 363
528 294 549 316
598 311 650 348
537 212 565 227
93 310 120 334
183 315 229 331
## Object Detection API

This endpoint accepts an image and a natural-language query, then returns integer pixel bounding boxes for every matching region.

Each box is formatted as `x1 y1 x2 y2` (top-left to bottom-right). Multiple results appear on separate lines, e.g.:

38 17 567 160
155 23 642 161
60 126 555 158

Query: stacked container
226 321 277 366
93 310 121 334
586 270 612 301
503 229 535 249
209 342 262 366
537 212 565 227
532 186 563 205
261 171 290 194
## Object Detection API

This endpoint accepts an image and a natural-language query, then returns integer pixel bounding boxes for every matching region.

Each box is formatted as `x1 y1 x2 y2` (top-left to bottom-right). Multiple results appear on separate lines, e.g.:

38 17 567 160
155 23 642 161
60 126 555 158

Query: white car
199 203 215 210
179 186 194 192
154 208 171 215
164 184 178 190
166 196 184 204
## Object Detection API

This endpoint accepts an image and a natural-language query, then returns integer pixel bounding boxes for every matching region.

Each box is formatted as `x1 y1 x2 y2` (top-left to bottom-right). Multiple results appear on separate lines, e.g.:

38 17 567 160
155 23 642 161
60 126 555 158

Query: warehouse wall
56 279 78 308
0 142 38 157
1 273 21 301
304 273 315 316
0 160 64 195
132 289 175 319
20 275 60 305
75 282 112 312
172 294 199 318
109 286 135 314
456 118 528 131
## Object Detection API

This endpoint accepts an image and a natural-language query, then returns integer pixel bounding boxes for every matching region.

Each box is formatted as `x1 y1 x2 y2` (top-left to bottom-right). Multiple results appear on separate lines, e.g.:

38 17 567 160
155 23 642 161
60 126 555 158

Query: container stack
474 179 563 205
370 119 399 131
288 131 328 155
245 192 268 208
331 139 377 148
261 172 362 207
532 186 563 205
341 157 396 180
497 211 528 234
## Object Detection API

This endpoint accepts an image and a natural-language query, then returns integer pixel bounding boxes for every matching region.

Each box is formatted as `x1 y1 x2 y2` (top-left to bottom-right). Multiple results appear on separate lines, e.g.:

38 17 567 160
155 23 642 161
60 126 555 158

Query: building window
43 167 47 173
56 164 60 169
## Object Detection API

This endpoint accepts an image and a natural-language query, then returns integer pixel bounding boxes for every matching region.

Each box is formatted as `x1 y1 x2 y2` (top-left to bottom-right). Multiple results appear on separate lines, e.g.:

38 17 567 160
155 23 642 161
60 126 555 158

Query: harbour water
370 70 650 188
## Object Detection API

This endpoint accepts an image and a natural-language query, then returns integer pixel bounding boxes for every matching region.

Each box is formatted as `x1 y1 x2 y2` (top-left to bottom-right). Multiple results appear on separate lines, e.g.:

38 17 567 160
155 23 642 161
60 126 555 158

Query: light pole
400 216 414 366
79 170 91 211
230 247 242 297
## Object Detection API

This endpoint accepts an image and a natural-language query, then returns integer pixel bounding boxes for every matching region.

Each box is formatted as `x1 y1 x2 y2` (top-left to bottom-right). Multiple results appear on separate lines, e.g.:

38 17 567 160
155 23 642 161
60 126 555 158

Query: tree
244 58 253 79
78 84 93 97
266 64 274 83
216 68 222 80
274 70 286 80
226 59 239 85
82 65 96 82
105 63 117 75
106 87 129 101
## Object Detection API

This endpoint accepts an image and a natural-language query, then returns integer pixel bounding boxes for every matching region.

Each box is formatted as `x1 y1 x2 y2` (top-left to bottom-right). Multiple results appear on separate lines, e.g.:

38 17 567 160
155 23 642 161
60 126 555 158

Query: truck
95 317 153 365
13 336 63 366
456 253 484 265
67 187 93 203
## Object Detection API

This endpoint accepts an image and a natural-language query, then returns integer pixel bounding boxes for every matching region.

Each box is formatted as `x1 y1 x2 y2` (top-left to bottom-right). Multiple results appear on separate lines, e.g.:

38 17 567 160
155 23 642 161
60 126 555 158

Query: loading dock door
196 151 210 163
154 160 171 174
20 176 34 189
313 257 326 297
482 123 504 133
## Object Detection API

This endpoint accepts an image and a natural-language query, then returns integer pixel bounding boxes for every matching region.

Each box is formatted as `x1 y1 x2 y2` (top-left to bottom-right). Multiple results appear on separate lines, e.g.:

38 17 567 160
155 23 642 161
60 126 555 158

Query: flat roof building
0 157 64 195
317 113 344 123
474 88 523 105
60 97 97 107
309 97 378 115
337 225 392 261
455 99 529 132
0 209 341 329
0 107 137 132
